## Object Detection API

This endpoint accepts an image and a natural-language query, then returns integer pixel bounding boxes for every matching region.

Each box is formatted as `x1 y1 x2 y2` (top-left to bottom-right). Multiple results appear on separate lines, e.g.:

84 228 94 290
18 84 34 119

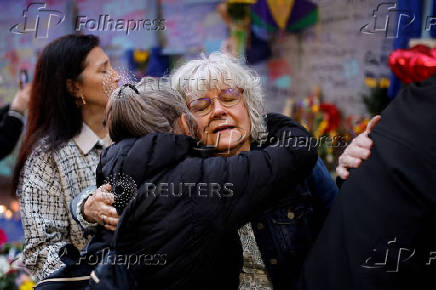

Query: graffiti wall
0 0 161 176
266 0 393 116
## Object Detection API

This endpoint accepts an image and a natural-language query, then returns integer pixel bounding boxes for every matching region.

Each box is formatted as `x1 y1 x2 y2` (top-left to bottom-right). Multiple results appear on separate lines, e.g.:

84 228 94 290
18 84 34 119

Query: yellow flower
133 50 149 63
19 281 36 290
314 120 328 138
354 119 369 134
379 78 390 88
364 77 377 88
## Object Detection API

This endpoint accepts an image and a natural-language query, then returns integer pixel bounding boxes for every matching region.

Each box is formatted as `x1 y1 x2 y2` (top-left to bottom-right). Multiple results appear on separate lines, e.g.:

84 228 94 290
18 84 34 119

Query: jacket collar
73 123 112 155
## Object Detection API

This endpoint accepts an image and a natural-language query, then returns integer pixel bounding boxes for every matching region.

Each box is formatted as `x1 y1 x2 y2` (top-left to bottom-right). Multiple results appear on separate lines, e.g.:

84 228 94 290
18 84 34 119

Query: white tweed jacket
16 124 110 282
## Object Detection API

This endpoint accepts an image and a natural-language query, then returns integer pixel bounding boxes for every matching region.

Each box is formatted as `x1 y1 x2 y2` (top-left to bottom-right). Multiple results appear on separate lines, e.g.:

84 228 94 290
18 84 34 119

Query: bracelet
77 187 98 228
8 110 25 123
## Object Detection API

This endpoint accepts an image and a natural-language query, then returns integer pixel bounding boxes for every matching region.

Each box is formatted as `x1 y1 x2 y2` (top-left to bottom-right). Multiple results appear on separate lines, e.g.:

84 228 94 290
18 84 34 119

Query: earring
76 94 86 106
80 94 86 105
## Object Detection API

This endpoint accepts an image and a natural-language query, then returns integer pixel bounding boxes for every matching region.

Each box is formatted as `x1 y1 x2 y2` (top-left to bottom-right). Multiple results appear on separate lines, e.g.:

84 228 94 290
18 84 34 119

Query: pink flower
0 229 8 245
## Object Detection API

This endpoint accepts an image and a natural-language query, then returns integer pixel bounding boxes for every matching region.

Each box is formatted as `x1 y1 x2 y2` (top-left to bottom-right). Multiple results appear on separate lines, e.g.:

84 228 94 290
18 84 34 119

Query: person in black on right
299 73 436 290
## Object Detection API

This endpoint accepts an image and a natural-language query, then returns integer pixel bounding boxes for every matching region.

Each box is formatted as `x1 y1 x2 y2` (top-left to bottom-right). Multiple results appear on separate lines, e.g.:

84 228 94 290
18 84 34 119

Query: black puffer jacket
90 113 317 290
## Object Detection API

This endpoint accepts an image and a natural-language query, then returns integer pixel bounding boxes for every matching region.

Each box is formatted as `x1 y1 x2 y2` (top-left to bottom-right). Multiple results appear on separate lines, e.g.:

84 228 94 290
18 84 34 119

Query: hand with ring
101 214 107 226
83 184 119 231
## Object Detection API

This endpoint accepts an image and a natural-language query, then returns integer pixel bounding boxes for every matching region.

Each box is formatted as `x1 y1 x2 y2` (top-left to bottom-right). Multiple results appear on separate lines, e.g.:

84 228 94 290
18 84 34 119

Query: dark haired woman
14 34 120 282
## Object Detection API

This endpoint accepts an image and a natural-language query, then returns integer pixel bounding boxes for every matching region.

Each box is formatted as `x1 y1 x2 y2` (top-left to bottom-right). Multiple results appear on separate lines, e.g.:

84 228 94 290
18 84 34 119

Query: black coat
0 105 24 160
89 113 317 290
299 74 436 290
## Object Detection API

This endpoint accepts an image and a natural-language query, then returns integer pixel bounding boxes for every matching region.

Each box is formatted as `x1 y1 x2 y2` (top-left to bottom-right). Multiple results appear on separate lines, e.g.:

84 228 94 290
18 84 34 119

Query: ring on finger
99 185 108 193
104 193 112 204
101 214 106 225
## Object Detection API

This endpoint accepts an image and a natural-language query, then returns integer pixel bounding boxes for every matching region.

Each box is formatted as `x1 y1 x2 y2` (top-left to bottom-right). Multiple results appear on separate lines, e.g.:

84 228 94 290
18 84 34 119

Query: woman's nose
112 69 121 83
210 98 227 117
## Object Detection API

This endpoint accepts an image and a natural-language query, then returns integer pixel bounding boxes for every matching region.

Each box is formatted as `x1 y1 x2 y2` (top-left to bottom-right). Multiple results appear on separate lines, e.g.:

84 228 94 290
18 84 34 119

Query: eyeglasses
187 88 244 116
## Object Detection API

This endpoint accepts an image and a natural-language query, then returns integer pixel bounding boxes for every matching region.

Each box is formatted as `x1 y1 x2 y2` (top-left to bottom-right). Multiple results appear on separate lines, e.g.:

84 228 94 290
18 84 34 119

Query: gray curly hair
170 52 266 143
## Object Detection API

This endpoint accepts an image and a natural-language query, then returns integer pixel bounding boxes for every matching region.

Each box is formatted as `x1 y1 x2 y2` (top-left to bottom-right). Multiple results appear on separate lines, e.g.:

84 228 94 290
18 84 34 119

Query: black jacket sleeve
184 113 318 230
114 113 316 241
0 105 24 160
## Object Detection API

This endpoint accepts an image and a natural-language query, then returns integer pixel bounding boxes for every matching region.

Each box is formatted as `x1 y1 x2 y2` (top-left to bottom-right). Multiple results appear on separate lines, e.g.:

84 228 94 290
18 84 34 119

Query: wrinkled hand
336 115 381 180
83 184 119 231
10 83 31 115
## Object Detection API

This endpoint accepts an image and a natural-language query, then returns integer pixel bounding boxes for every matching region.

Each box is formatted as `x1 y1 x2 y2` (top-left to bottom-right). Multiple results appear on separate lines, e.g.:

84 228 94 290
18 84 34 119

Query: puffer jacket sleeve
114 114 316 241
190 113 318 230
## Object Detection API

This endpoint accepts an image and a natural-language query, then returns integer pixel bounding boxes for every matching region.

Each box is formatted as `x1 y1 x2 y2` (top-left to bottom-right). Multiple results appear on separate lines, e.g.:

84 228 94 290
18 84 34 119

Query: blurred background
1 0 432 284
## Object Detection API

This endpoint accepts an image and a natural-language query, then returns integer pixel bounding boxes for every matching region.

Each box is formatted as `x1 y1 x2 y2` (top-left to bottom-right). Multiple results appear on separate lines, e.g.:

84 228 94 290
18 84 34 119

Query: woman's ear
66 79 76 96
67 79 86 106
66 79 83 97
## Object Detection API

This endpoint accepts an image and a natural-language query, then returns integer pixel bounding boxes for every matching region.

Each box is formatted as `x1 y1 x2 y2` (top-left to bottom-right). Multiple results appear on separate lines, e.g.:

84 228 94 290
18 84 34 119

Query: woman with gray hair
170 52 338 290
171 52 266 152
51 79 317 290
105 82 197 142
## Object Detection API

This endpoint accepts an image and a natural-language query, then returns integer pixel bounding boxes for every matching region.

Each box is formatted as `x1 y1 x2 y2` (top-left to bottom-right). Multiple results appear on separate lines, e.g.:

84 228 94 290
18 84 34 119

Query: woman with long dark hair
14 34 120 282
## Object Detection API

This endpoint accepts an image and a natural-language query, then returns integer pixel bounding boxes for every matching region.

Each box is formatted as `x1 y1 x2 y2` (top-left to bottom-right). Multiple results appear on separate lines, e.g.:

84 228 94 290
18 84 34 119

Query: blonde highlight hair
107 80 197 142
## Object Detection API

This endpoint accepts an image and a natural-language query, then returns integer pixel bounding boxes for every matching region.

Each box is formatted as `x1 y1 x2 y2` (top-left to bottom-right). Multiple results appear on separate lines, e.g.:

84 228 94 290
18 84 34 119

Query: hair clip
117 83 139 98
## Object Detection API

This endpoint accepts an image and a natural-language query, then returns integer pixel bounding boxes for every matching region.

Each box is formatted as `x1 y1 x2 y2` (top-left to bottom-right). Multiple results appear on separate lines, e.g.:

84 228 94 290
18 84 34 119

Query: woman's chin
214 140 244 155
